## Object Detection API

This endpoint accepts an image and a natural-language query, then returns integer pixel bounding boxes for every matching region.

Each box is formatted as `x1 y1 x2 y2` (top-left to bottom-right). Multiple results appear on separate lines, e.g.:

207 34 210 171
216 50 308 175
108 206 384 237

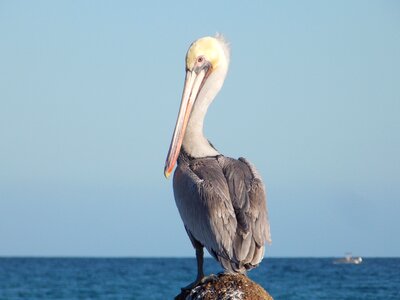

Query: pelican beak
164 68 208 178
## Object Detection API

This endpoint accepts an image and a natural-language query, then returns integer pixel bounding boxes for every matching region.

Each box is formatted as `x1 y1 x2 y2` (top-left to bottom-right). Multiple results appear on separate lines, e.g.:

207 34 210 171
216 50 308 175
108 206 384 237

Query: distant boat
333 253 363 264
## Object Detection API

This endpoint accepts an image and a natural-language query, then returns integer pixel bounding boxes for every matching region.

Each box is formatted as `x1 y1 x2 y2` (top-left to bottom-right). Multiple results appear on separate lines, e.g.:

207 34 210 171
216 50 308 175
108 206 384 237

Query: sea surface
0 257 399 299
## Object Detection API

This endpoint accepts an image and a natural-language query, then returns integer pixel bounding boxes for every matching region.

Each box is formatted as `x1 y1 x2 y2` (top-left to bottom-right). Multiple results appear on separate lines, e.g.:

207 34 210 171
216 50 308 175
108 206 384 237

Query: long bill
164 69 207 178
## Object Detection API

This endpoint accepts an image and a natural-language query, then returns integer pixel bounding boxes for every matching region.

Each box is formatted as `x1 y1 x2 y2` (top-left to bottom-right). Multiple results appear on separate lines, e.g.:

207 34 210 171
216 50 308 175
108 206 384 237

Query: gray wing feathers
174 160 237 261
239 157 272 245
174 155 270 273
221 156 270 270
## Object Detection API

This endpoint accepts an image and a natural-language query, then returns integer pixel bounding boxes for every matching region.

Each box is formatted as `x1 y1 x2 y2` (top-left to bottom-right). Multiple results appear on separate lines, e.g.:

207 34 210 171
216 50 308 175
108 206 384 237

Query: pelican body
164 36 271 287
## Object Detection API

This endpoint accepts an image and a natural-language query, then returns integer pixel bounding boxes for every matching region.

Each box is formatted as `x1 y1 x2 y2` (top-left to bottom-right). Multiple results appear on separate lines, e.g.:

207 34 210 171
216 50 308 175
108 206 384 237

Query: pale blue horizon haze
0 1 399 257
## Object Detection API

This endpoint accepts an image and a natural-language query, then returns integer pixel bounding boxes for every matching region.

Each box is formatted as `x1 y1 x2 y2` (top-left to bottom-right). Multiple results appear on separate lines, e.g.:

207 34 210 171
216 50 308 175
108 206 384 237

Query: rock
175 273 273 300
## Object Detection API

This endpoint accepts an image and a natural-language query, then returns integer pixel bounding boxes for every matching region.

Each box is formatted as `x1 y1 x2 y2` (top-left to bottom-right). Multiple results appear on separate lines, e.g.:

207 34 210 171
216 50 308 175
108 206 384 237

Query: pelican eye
193 56 210 74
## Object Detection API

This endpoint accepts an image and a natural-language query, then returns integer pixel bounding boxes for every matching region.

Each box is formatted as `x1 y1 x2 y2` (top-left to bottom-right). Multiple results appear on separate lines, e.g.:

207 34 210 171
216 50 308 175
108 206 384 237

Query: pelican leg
181 246 205 291
195 246 204 281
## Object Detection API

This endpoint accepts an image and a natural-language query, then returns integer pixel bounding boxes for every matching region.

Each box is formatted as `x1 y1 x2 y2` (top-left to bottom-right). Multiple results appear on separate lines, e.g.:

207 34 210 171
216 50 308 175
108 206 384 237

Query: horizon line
0 255 398 259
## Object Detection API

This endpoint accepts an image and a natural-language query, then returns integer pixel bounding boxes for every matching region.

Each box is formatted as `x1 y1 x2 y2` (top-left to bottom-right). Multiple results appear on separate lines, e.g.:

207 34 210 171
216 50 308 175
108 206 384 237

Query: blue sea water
0 257 399 299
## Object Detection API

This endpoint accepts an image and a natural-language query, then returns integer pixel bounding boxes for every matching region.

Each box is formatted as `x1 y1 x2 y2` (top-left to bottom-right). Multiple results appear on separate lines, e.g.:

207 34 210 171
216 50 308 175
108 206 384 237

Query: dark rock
175 273 273 300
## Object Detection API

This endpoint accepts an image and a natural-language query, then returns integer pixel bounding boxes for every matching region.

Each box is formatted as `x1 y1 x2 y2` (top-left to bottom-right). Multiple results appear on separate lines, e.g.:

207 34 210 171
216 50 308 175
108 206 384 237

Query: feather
173 152 270 273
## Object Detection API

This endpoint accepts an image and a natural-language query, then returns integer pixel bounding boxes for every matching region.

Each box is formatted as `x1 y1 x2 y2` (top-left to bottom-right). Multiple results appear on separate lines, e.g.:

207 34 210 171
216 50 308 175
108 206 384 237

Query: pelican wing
173 154 270 272
237 157 271 246
220 156 271 268
173 156 237 262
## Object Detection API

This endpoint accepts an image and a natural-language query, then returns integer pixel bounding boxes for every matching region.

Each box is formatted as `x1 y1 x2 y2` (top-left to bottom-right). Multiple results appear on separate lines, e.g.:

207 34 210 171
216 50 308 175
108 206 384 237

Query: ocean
0 257 399 299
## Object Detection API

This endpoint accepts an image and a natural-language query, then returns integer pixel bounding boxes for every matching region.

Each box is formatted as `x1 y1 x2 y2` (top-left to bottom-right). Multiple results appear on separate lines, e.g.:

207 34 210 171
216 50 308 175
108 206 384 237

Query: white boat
333 253 363 264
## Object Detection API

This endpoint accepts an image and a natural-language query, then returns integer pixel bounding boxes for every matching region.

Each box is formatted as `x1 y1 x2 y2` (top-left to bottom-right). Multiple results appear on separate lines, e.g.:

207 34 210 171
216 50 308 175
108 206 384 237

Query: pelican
164 35 271 288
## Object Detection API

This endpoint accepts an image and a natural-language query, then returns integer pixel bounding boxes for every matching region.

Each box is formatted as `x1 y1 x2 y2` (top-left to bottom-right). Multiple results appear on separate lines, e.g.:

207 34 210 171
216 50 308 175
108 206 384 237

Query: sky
0 1 399 257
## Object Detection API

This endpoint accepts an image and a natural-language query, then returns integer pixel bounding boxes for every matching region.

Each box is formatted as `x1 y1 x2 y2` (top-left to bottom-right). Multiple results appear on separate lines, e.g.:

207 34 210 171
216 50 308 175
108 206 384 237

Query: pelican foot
181 274 219 291
181 277 204 291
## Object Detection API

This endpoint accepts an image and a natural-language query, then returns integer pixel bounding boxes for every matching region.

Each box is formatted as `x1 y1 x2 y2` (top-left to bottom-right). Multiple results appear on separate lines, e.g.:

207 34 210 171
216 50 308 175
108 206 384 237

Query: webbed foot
180 274 218 291
181 276 204 291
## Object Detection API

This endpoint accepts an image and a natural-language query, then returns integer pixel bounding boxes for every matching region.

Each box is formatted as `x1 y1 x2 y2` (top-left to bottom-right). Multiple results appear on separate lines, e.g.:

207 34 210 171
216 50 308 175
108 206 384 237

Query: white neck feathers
182 64 228 158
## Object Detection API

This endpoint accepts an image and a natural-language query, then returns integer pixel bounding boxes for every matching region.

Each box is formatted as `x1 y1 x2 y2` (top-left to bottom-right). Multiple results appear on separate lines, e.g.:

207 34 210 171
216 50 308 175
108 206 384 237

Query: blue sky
0 1 399 257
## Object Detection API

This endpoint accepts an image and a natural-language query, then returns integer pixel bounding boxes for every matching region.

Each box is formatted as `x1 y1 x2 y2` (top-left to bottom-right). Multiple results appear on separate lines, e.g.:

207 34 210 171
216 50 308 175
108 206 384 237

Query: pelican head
185 36 230 74
164 35 230 178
